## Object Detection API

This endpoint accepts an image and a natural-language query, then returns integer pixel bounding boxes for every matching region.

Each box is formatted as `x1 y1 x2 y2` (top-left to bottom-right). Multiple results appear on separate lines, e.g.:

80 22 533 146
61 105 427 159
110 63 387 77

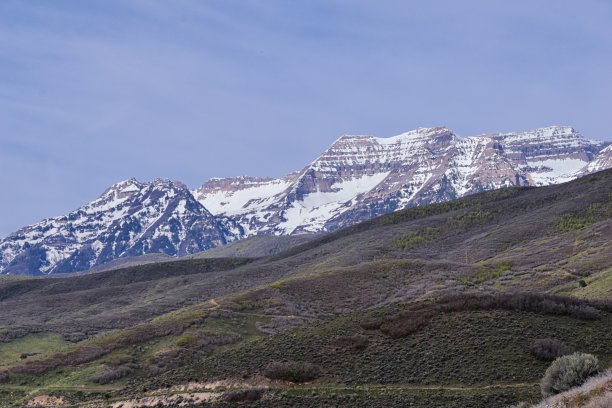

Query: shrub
379 311 435 338
471 269 497 283
448 209 493 229
12 345 109 375
360 317 383 330
0 371 8 383
263 361 321 383
530 338 574 360
541 352 599 397
332 335 369 351
149 349 181 374
393 233 426 249
194 332 241 350
556 215 590 232
394 227 441 249
102 355 134 367
439 293 602 320
555 200 612 232
175 335 197 348
223 388 265 402
90 365 135 384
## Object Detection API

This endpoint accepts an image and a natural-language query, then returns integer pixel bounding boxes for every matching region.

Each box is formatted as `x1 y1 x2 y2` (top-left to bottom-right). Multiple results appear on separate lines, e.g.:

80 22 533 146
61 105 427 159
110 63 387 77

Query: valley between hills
0 169 611 407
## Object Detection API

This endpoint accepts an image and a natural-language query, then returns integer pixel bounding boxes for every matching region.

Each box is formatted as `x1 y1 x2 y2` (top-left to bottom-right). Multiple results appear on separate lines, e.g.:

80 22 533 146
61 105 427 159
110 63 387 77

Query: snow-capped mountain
193 126 610 235
587 144 612 173
1 125 611 275
0 179 234 275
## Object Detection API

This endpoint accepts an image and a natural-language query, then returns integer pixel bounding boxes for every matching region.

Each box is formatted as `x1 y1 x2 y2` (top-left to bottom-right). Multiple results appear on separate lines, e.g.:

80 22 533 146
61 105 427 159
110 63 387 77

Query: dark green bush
369 293 607 340
540 352 599 396
448 209 493 228
472 262 512 283
555 200 612 232
378 198 471 225
102 355 135 367
394 228 441 249
11 345 109 375
263 361 321 383
332 335 369 350
175 334 197 347
380 311 435 338
223 388 265 402
439 293 602 320
360 317 383 330
530 338 574 360
90 365 135 384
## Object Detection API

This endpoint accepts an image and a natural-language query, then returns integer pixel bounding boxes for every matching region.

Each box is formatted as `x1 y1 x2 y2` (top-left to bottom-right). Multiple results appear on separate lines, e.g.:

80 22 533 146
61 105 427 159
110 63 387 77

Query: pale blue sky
1 0 611 236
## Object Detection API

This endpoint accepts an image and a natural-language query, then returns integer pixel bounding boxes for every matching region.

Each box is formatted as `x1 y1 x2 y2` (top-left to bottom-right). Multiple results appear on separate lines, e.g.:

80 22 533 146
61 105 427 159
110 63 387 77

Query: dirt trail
19 380 540 407
294 382 540 391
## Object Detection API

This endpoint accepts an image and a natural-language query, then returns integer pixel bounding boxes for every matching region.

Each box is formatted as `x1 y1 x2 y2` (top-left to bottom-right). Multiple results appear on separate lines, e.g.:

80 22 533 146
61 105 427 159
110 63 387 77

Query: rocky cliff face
193 126 610 235
1 125 610 275
0 179 233 275
587 145 612 173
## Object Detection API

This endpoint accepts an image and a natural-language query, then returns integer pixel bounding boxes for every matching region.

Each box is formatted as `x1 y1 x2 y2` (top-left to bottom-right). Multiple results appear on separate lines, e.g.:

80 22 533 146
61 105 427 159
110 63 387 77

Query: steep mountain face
587 144 612 173
1 125 611 275
193 126 611 234
490 126 605 185
192 175 297 236
0 179 233 275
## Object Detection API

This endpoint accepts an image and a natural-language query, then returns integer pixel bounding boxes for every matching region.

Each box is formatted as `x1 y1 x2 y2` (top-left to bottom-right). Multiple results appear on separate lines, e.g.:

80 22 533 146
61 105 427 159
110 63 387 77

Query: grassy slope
0 170 611 406
192 233 317 259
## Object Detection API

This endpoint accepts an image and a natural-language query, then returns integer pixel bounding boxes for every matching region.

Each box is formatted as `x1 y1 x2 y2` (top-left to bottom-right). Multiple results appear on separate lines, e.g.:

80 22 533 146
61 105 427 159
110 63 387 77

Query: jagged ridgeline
1 126 611 275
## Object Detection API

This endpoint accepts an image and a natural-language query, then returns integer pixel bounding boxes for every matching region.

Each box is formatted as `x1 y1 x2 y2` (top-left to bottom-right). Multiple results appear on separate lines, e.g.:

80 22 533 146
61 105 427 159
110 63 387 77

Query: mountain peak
3 125 612 275
333 127 454 146
0 176 234 275
373 127 454 145
150 178 189 191
102 178 143 195
495 125 580 140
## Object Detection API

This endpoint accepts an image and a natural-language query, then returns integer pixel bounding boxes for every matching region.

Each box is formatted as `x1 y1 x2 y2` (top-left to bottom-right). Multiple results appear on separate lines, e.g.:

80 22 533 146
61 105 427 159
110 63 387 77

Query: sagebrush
541 352 599 396
263 361 321 383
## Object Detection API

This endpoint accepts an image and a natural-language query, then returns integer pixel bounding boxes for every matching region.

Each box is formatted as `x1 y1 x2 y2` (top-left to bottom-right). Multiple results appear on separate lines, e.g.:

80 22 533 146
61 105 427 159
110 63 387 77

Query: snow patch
195 179 291 216
529 158 588 185
277 172 389 234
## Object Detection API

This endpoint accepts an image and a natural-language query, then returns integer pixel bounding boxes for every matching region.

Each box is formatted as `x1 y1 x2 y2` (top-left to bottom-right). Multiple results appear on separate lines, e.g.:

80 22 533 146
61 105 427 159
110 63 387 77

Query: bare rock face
1 125 611 275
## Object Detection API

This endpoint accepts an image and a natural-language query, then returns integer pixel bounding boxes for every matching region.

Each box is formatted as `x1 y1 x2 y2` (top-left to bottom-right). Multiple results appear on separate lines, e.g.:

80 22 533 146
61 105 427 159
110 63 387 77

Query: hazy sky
1 0 611 236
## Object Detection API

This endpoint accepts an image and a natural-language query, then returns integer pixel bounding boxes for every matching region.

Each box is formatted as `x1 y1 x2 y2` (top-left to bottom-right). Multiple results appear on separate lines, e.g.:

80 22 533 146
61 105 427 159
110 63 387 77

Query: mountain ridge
0 178 235 275
1 125 610 275
0 167 611 407
194 125 610 235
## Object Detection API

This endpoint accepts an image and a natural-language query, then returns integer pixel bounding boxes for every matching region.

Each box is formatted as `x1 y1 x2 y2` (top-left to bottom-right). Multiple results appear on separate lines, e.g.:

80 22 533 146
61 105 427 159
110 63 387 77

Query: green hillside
1 170 611 407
